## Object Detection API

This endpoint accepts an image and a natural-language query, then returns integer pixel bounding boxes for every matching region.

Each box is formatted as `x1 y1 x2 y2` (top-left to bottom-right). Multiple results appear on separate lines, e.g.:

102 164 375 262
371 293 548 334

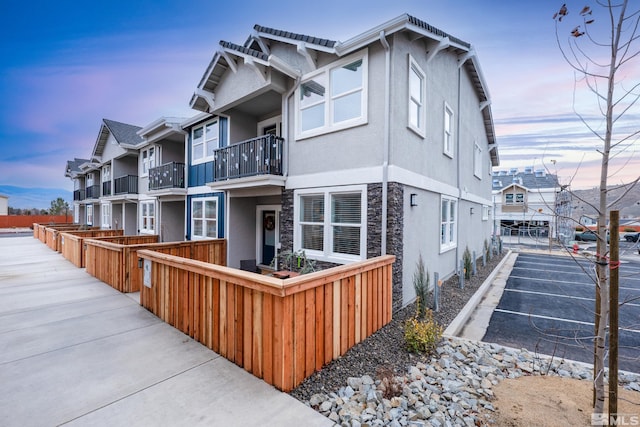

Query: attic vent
493 179 502 187
524 167 533 174
535 169 545 177
499 170 508 176
512 176 522 185
509 168 518 175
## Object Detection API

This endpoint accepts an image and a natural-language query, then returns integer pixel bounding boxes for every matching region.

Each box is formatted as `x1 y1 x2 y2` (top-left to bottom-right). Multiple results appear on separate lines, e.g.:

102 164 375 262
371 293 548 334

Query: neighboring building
66 119 143 234
137 117 188 242
0 194 8 215
492 167 571 241
187 14 499 310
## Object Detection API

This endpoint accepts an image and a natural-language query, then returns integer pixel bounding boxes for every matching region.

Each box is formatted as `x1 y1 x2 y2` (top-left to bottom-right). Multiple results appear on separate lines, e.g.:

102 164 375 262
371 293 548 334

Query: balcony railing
114 175 138 195
149 162 185 190
85 185 100 199
102 181 112 196
73 189 85 201
213 135 283 182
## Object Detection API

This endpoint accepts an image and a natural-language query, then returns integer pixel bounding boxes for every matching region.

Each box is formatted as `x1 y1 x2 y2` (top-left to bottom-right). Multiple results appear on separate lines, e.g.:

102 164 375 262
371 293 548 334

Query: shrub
413 254 430 318
463 246 472 280
404 310 443 354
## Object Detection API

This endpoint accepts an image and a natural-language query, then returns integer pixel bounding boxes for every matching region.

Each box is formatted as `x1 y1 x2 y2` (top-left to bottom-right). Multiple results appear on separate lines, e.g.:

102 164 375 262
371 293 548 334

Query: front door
261 210 277 265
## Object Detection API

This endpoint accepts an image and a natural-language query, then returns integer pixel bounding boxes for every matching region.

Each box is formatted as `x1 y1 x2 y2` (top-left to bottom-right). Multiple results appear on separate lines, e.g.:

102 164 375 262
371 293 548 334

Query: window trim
474 141 483 179
482 205 490 221
191 118 221 165
293 185 367 263
295 51 368 140
140 200 155 234
443 103 454 158
407 55 426 137
440 196 457 252
191 196 218 240
86 204 93 226
141 146 158 177
101 203 111 229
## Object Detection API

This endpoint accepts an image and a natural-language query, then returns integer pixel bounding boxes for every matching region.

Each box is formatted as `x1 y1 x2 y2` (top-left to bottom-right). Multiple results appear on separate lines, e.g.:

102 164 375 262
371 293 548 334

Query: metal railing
114 175 138 194
73 189 85 201
102 181 112 196
85 185 100 199
213 135 283 181
148 162 185 190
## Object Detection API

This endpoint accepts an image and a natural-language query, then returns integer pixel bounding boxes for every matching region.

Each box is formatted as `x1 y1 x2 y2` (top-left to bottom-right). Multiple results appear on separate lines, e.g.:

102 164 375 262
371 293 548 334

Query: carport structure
483 252 640 373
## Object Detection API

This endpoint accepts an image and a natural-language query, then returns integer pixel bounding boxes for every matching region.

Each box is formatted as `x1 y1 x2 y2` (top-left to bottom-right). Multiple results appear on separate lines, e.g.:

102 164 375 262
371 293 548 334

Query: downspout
455 65 462 268
380 31 390 256
282 75 301 178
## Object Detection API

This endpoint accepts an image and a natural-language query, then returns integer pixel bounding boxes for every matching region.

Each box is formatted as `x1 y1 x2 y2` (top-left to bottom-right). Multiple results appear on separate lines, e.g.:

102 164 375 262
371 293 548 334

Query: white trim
293 184 367 264
191 196 218 240
139 200 156 234
407 55 426 138
295 50 368 140
257 115 282 137
473 141 483 179
191 117 221 166
443 102 454 158
440 195 457 252
101 202 111 229
256 205 281 268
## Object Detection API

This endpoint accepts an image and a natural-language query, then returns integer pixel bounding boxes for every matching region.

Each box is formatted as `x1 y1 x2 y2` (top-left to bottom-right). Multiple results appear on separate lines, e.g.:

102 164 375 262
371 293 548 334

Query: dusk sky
1 0 638 193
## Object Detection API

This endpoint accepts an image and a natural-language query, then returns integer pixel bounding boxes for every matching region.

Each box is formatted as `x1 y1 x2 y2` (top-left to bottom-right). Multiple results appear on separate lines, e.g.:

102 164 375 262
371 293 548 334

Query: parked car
624 232 640 242
574 230 609 242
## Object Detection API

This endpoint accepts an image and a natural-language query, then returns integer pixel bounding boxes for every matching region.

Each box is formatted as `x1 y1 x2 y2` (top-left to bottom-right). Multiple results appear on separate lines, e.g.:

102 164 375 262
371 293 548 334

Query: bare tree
554 0 640 415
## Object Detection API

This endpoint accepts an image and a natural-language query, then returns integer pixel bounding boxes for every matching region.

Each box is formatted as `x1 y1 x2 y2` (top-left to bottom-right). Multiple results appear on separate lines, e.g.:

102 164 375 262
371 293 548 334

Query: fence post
433 272 440 312
482 250 486 267
459 260 465 289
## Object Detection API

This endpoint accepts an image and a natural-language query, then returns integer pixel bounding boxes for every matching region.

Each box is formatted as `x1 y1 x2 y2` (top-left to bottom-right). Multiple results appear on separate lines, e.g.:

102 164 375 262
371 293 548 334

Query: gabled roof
493 171 559 191
64 157 90 178
92 119 143 158
190 13 498 158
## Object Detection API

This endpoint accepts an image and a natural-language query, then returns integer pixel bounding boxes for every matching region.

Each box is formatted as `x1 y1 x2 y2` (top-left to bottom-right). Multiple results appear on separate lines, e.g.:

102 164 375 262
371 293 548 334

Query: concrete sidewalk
0 236 333 427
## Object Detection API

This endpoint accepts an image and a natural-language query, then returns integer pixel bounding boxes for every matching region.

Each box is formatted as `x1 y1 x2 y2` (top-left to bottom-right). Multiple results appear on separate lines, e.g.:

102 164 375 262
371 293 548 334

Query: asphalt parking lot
482 250 640 373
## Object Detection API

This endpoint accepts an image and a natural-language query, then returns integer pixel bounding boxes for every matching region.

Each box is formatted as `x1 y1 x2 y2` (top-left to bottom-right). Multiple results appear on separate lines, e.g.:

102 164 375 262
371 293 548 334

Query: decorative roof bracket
195 88 215 111
297 42 317 70
426 37 450 63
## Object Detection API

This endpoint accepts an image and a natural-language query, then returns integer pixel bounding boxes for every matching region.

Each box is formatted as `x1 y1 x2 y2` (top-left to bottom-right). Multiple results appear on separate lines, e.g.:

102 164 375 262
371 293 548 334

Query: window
297 52 367 138
474 142 482 178
191 198 217 239
74 205 79 223
86 204 93 226
101 203 111 228
142 147 157 176
102 165 110 182
443 103 454 157
440 197 457 251
505 193 524 205
140 201 155 233
408 56 425 136
192 119 220 163
482 205 490 221
505 193 514 204
295 186 366 262
516 193 525 204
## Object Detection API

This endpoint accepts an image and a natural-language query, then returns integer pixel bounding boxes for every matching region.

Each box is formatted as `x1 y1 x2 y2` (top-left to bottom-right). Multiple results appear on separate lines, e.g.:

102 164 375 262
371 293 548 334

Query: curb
443 249 515 338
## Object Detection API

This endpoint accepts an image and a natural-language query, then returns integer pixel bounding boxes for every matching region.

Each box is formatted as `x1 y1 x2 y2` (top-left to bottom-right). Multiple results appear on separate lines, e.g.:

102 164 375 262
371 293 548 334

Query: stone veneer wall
281 184 404 311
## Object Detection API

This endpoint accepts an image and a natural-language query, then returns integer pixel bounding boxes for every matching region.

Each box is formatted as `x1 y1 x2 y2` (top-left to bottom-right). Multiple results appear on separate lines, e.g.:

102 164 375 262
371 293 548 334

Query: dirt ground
486 376 640 426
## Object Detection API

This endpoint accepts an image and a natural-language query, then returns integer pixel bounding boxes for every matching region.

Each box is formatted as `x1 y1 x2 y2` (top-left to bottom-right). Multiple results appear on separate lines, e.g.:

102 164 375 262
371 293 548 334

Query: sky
1 0 638 195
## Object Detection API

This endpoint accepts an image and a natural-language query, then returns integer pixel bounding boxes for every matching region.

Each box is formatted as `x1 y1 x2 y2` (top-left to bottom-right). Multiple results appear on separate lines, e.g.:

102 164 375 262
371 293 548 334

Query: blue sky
1 0 638 193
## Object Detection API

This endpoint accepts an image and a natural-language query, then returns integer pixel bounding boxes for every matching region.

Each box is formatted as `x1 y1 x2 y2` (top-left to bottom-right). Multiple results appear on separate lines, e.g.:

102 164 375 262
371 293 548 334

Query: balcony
73 189 85 201
149 162 185 190
85 185 100 199
102 181 112 196
213 135 283 182
114 175 138 195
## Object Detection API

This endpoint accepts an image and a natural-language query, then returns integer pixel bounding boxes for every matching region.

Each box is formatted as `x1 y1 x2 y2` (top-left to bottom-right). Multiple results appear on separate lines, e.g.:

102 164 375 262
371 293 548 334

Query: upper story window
474 142 482 178
505 192 525 205
102 165 111 182
86 204 93 226
440 196 457 251
443 103 454 157
142 146 158 177
192 119 220 164
296 51 368 139
294 185 366 263
408 55 426 137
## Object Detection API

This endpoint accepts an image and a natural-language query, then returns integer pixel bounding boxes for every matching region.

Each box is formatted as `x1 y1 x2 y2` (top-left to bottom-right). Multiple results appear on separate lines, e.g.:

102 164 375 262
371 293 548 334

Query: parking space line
495 308 640 334
504 288 640 308
509 275 639 292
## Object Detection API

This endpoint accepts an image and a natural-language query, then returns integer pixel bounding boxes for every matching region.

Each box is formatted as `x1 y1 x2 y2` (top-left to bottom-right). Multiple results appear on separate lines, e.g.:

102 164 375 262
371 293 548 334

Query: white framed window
140 201 155 234
101 203 111 228
86 173 94 187
482 205 490 221
443 103 454 157
86 204 93 226
440 196 457 251
102 165 110 182
294 185 367 263
191 197 218 239
408 55 426 137
74 205 79 223
141 146 158 177
296 51 368 139
191 119 220 164
474 142 483 178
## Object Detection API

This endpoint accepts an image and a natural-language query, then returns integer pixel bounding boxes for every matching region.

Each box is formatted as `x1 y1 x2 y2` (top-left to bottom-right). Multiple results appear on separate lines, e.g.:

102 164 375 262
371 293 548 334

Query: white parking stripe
508 275 639 292
504 288 640 308
495 309 640 334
